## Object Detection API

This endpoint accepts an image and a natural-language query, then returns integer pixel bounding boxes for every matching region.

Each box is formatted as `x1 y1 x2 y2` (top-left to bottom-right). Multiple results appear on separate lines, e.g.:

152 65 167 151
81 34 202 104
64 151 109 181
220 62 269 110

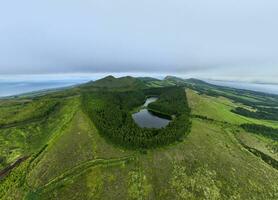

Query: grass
0 96 78 170
36 117 277 199
26 107 133 189
187 89 278 128
136 119 278 199
235 130 278 161
29 118 278 199
1 77 278 199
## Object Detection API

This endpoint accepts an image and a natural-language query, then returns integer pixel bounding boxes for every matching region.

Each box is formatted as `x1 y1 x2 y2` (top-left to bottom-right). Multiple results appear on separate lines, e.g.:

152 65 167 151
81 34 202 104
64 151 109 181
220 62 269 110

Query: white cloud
0 0 277 82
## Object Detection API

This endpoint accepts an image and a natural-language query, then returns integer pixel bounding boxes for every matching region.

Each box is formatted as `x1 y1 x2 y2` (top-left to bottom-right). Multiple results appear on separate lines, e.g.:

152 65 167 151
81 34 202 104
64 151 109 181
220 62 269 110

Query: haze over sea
0 80 87 97
0 75 93 97
206 80 278 95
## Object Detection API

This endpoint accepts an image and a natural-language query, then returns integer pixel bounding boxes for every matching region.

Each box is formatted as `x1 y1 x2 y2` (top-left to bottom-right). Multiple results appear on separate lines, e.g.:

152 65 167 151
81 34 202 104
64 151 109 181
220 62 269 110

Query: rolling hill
0 76 278 200
81 75 146 90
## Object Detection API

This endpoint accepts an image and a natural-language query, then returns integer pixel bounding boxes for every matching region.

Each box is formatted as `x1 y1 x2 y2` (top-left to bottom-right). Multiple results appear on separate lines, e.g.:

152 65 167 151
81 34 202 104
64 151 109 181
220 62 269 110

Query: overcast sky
0 0 278 83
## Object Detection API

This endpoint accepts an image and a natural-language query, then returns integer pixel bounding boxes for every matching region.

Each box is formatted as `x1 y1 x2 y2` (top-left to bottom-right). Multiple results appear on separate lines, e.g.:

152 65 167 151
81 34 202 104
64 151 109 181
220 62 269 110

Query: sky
0 0 278 83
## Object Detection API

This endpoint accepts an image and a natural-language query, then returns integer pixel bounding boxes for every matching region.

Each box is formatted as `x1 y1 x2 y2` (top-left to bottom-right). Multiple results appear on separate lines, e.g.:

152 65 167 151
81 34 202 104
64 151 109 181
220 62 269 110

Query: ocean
0 79 89 97
0 77 277 98
205 80 278 95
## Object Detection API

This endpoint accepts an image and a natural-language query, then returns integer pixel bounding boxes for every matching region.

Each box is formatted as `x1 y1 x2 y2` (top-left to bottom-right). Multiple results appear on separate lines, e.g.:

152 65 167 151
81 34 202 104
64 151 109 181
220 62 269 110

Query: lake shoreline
132 97 172 128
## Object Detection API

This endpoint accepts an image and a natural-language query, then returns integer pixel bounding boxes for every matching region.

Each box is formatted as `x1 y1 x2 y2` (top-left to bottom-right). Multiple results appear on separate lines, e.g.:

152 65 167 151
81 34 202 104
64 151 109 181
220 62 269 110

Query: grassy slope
27 109 132 188
82 76 146 91
236 130 278 161
1 81 278 199
30 115 278 200
0 96 78 169
0 96 134 199
187 88 278 162
187 89 278 128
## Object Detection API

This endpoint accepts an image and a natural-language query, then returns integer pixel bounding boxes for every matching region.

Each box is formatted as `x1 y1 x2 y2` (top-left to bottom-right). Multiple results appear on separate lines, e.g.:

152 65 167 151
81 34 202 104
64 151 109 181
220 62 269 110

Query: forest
147 87 190 116
232 107 278 121
82 87 191 149
241 124 278 141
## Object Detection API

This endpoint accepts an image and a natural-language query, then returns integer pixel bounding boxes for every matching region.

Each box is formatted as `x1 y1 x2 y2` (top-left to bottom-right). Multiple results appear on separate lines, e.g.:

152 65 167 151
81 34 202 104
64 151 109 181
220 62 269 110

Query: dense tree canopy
241 124 278 141
82 87 191 149
233 107 278 121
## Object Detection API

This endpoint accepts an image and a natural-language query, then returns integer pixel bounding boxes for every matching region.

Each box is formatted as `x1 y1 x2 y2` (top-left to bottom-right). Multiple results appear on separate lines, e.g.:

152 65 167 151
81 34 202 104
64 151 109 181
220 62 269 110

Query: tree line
82 87 191 149
232 107 278 121
241 124 278 141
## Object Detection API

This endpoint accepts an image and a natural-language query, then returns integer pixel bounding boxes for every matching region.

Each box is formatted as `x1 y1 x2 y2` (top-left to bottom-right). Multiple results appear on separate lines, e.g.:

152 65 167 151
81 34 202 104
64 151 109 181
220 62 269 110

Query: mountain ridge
0 75 278 199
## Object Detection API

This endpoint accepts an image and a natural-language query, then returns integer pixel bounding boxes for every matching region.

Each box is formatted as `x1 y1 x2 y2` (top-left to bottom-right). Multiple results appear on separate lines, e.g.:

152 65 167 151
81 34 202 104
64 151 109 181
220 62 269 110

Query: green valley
0 76 278 200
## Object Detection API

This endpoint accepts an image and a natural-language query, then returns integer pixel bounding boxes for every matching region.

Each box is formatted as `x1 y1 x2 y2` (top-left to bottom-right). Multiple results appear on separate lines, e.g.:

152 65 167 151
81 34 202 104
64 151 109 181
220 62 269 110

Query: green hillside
0 76 278 199
81 75 146 91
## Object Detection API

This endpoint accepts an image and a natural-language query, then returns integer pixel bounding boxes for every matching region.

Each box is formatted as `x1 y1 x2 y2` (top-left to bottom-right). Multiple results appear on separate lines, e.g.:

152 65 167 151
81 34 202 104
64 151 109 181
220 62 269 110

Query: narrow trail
0 103 60 130
31 155 136 193
193 115 278 171
234 135 278 170
0 118 45 129
0 156 29 180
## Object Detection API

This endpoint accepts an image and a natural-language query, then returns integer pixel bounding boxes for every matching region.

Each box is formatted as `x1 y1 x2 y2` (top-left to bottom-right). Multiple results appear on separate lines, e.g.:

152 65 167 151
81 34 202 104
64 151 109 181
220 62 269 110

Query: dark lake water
132 97 171 128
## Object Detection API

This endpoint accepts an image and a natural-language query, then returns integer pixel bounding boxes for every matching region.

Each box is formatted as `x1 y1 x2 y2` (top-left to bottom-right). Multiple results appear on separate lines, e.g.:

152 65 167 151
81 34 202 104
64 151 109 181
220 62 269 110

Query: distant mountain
81 75 146 90
164 75 185 83
137 77 160 83
1 75 278 199
81 75 211 91
163 76 207 87
183 78 208 85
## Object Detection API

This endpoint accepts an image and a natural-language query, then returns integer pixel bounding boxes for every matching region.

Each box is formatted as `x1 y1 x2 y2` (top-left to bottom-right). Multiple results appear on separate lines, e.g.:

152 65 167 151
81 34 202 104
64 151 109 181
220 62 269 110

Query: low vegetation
0 99 60 128
0 76 278 200
170 164 221 200
240 124 278 141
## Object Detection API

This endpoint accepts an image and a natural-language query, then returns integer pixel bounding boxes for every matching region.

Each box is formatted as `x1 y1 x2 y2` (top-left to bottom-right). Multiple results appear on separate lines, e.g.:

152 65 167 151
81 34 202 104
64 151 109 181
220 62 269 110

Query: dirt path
0 156 29 180
32 155 136 194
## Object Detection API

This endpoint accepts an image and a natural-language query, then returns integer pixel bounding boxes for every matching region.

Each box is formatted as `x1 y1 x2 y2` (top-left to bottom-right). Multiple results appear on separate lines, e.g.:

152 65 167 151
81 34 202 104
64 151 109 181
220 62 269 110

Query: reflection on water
132 97 171 128
143 97 158 107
